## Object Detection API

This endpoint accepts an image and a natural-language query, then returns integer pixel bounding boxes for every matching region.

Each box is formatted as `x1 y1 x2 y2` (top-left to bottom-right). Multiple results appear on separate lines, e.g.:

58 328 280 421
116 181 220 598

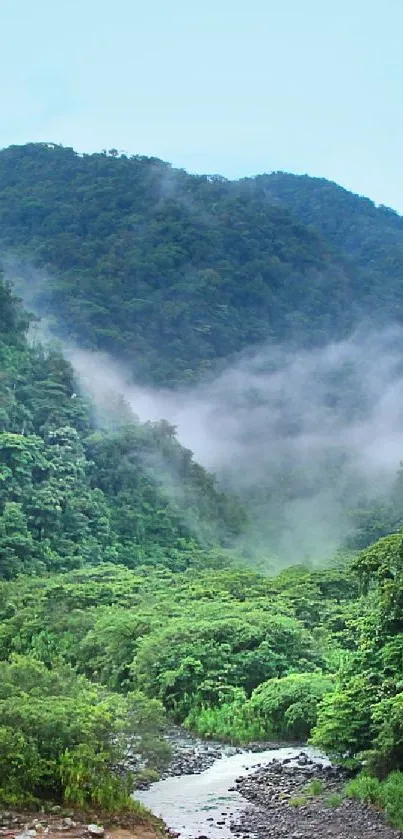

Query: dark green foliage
2 145 403 389
249 172 403 328
312 534 403 775
0 143 360 386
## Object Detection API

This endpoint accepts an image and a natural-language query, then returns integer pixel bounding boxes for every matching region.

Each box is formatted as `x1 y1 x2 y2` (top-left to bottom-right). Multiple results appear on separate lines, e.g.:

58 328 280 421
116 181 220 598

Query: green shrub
185 688 263 743
60 745 145 812
310 673 376 758
0 655 169 807
132 612 318 721
345 773 382 805
249 672 333 740
372 693 403 773
0 726 43 806
289 795 308 806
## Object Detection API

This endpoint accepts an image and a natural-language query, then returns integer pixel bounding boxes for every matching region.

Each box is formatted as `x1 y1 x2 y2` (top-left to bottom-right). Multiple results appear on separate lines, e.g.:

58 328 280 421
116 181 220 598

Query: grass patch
379 772 403 831
289 795 308 806
305 778 324 796
325 793 343 808
345 771 403 831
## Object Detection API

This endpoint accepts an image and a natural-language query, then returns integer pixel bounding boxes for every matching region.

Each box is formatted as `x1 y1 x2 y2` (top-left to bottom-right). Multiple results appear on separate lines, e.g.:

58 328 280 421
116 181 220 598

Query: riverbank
135 742 402 839
231 753 401 839
0 809 166 839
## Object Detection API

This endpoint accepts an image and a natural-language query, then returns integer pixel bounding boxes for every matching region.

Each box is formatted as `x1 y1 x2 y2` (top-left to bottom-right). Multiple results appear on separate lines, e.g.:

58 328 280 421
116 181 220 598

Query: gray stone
87 826 105 838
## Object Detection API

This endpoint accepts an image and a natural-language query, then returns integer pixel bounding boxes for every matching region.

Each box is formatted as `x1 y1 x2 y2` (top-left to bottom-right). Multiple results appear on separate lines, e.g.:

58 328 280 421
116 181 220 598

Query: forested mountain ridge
250 171 403 316
0 142 368 385
2 144 403 389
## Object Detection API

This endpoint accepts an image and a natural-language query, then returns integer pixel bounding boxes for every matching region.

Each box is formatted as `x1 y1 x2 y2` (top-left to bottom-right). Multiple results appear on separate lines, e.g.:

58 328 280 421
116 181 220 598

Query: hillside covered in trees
1 146 403 829
3 143 403 385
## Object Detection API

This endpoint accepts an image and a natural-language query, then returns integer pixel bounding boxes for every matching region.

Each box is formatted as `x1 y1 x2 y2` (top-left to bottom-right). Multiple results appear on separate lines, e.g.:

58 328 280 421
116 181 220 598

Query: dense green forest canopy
248 171 403 312
4 142 401 385
1 149 403 820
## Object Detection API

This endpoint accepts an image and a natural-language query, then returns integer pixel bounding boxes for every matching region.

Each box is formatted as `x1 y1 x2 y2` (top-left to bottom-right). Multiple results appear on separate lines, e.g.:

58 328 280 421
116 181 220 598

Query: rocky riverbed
231 753 401 839
135 742 402 839
160 728 295 779
160 728 232 778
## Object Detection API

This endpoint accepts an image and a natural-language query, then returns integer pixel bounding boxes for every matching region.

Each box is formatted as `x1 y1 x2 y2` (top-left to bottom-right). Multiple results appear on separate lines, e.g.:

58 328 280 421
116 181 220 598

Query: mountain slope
0 273 243 580
248 171 403 316
0 143 359 385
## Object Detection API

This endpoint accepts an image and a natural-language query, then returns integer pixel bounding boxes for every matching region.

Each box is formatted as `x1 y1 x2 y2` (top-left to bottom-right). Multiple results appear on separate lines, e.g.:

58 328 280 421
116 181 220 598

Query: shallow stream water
134 745 329 839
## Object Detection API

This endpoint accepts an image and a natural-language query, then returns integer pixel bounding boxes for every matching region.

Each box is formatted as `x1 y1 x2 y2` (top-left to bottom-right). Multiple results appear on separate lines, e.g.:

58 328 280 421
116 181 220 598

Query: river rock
87 825 105 837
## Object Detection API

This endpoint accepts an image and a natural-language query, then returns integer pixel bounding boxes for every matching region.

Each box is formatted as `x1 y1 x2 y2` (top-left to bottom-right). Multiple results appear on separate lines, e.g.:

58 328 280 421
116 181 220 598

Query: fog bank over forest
68 325 403 564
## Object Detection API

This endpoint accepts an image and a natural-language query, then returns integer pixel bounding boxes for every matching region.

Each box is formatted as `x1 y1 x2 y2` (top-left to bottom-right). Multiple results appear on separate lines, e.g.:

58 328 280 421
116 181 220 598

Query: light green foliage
289 795 308 806
0 564 325 722
0 655 169 806
379 772 403 830
132 610 319 720
60 745 147 813
345 773 382 804
185 671 334 744
0 562 352 775
310 672 376 759
184 688 263 743
248 672 333 740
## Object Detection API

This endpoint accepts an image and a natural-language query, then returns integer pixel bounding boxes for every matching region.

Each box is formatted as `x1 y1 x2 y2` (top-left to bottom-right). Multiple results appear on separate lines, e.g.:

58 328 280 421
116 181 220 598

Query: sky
1 0 402 211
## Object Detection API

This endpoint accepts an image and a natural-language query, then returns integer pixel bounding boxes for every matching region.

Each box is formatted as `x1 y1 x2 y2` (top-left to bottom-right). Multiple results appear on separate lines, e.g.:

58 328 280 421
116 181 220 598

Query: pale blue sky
1 0 402 210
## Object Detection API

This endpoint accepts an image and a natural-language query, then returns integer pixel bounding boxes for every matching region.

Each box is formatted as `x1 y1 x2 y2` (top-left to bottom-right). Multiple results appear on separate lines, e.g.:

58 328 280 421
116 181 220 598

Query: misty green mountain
4 142 403 385
1 144 403 825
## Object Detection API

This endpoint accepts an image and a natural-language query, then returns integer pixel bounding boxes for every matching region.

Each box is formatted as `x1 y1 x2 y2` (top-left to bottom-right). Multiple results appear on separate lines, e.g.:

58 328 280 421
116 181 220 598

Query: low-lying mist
6 251 403 566
67 327 403 566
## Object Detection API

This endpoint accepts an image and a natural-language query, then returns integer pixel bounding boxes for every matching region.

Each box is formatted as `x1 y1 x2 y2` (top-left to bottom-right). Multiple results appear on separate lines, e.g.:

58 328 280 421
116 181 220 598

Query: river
134 745 330 839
